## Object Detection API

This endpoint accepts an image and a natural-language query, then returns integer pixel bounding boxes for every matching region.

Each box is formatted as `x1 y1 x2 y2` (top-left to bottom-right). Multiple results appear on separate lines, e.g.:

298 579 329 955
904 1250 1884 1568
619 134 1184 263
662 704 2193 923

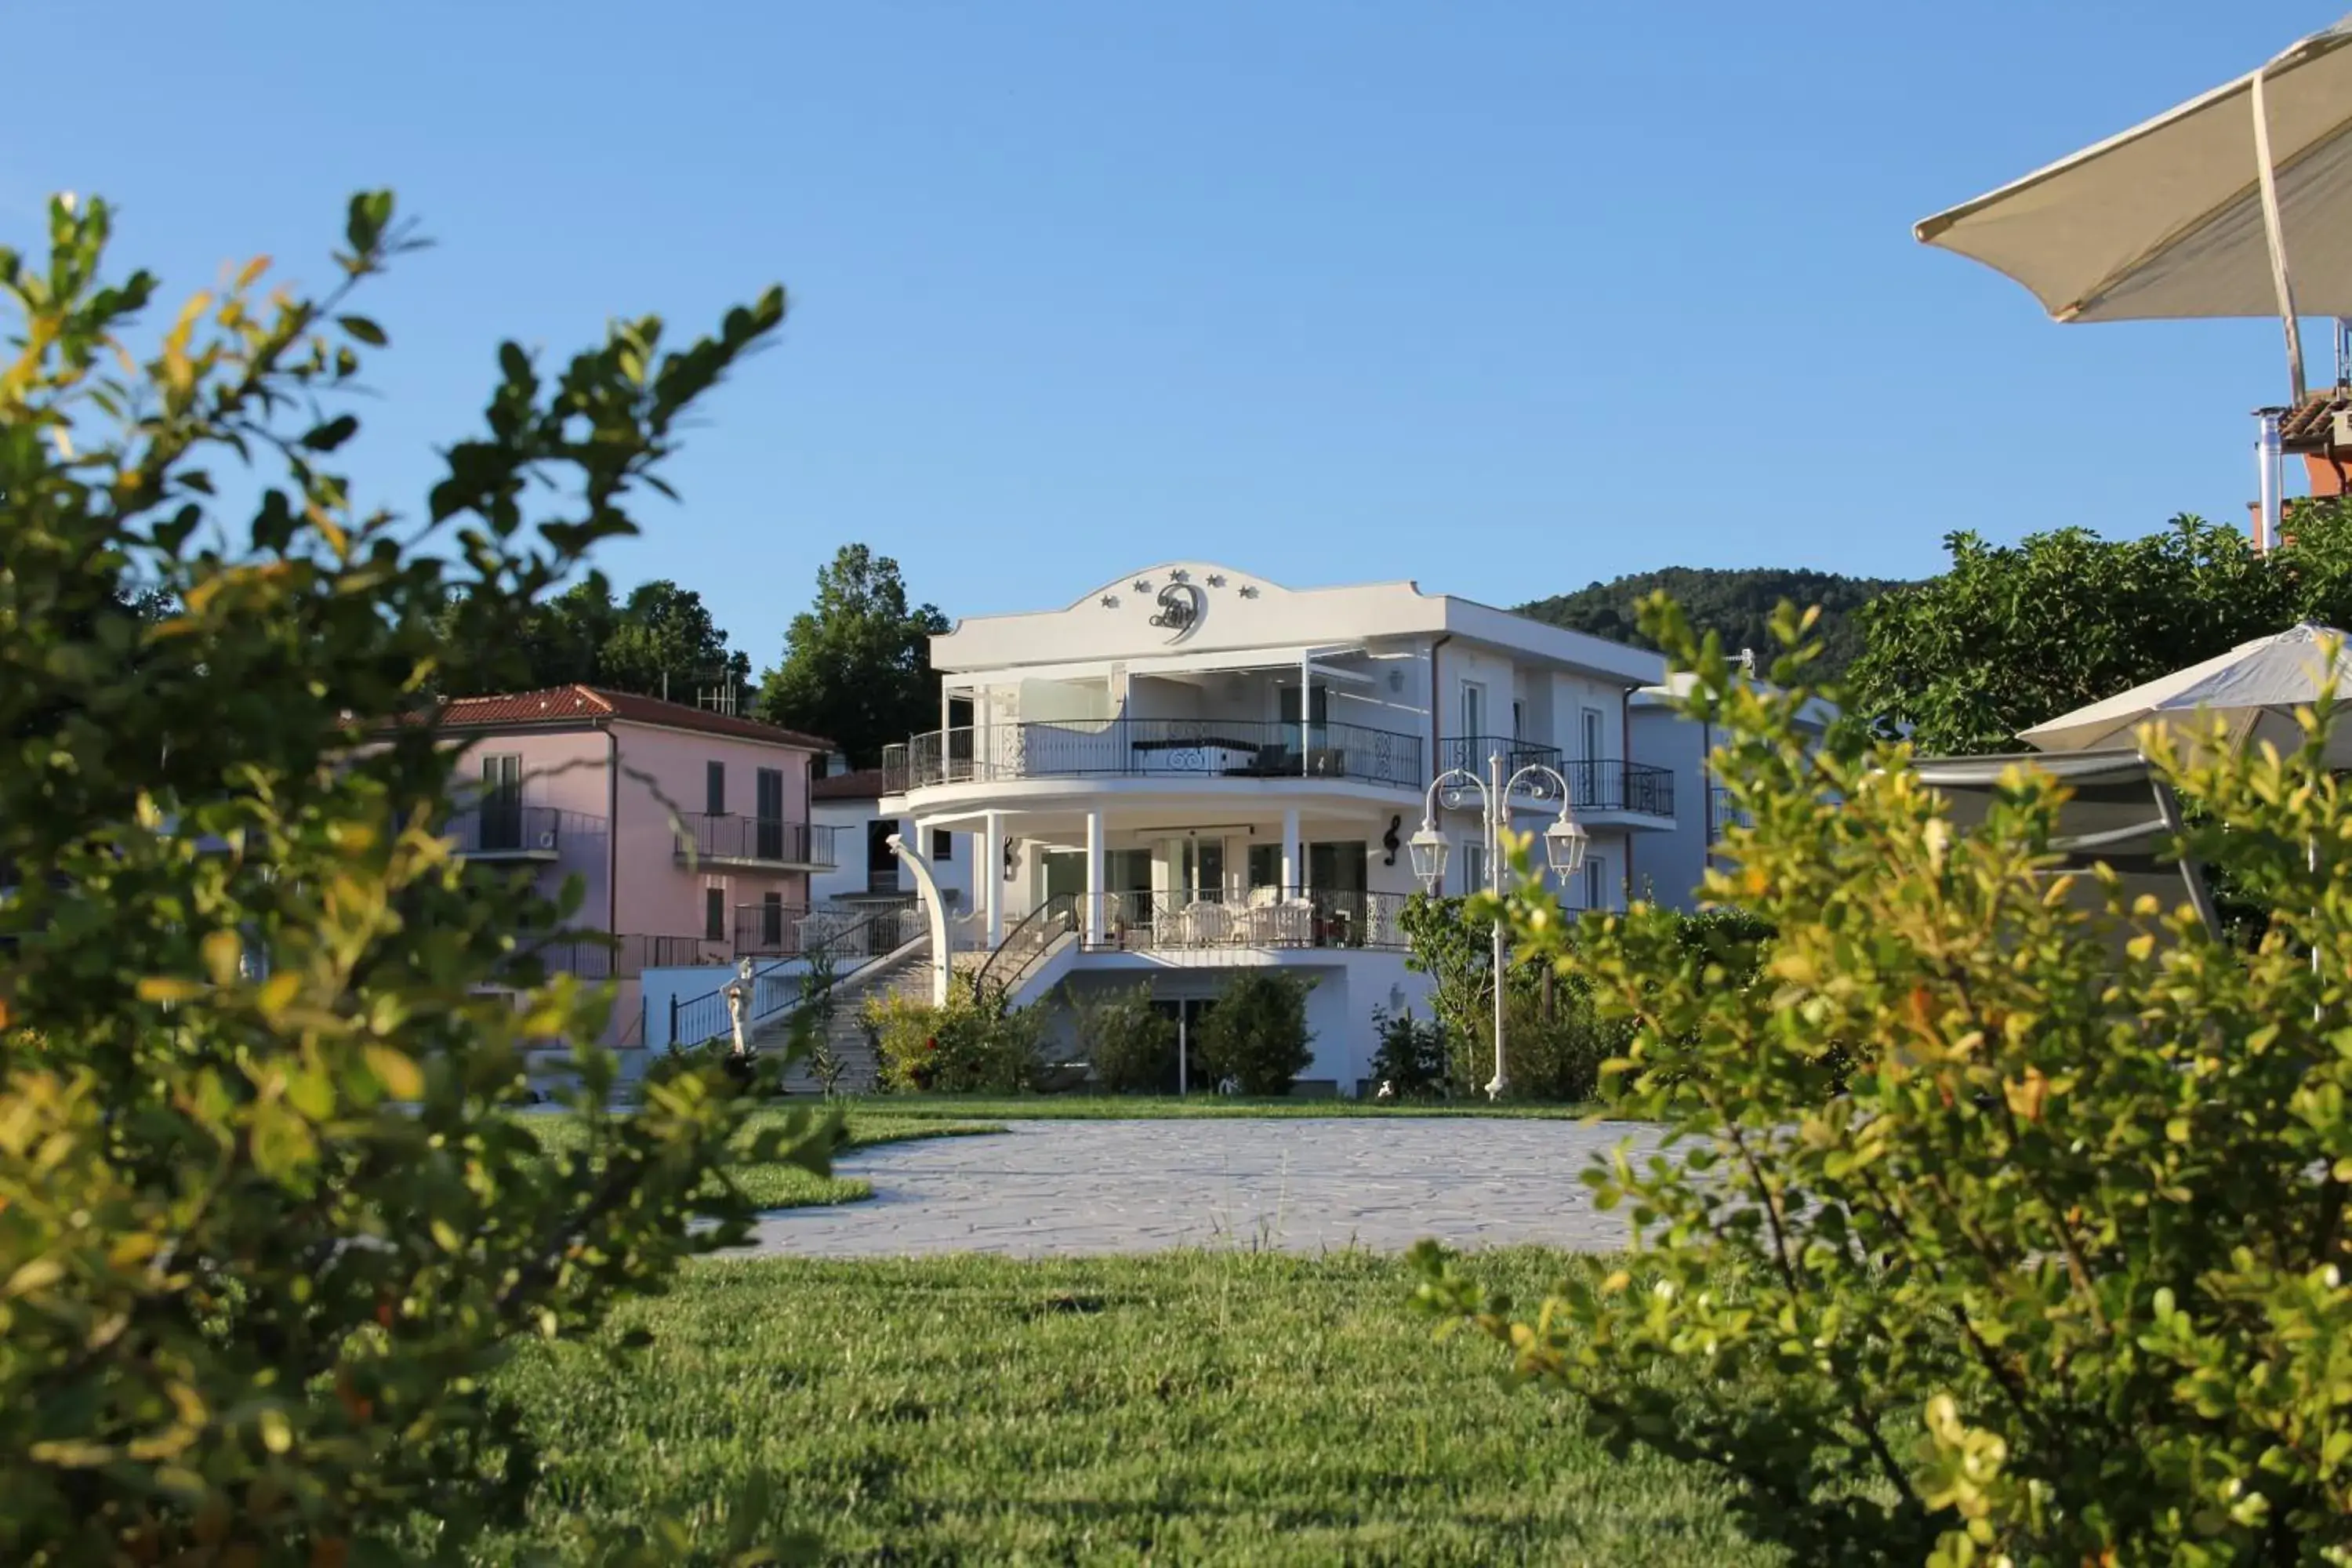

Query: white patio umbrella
2019 624 2352 985
2016 622 2352 765
1916 13 2352 409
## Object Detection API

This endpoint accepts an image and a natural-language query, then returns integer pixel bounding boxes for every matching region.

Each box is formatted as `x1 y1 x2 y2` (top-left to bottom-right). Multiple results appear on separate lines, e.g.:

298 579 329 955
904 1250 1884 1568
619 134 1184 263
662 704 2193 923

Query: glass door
479 753 521 850
755 768 785 859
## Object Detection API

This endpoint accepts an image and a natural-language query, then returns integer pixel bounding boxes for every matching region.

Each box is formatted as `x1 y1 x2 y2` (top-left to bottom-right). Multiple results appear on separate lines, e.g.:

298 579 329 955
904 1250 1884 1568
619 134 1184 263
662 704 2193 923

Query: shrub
0 194 824 1562
1497 978 1622 1104
1368 1007 1447 1098
1069 982 1175 1093
1412 597 2352 1566
1401 894 1748 1100
1195 972 1314 1095
867 985 1044 1094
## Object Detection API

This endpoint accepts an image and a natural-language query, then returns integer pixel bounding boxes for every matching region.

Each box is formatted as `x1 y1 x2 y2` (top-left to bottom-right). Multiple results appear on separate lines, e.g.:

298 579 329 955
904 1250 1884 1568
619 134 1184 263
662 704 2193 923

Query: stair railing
972 893 1079 1001
666 903 917 1047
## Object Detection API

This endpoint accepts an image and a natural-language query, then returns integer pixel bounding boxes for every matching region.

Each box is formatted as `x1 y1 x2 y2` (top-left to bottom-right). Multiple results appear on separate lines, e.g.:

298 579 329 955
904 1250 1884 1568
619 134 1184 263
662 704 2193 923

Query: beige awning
1917 16 2352 327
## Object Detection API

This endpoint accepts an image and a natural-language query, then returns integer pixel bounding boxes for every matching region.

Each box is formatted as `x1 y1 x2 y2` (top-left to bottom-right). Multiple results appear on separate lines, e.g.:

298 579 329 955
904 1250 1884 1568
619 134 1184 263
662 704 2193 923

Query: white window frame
1460 680 1486 740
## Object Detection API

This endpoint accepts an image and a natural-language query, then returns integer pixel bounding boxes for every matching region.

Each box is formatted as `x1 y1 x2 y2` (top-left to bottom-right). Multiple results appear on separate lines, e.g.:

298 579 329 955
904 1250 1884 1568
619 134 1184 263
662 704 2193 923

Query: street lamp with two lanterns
1406 750 1588 1100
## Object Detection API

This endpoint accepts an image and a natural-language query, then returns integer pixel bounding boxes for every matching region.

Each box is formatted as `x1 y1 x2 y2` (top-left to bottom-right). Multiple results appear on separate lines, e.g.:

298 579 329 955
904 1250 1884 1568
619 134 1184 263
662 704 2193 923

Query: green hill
1516 567 1904 682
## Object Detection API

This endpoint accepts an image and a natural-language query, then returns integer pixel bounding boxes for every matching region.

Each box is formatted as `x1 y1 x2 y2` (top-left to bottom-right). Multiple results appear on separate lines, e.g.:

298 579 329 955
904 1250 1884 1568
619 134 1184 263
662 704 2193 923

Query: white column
1281 808 1302 897
982 810 1005 946
1299 652 1313 776
1083 809 1105 946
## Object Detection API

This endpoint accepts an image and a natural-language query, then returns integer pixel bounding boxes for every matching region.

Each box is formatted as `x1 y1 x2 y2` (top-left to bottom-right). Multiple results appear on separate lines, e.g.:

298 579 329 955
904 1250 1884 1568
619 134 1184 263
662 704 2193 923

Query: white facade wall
1629 701 1710 911
810 796 972 911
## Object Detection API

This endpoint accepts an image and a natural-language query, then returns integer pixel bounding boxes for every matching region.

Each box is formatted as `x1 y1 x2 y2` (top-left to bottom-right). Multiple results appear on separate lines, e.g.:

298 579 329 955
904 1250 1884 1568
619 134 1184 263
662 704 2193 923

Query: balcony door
1276 684 1329 759
865 819 897 895
755 768 785 860
1163 837 1225 906
1459 681 1486 742
480 753 522 851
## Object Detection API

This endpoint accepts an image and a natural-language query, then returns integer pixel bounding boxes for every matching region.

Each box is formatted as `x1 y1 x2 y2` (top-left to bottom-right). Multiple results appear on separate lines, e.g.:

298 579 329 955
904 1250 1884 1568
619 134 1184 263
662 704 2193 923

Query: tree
0 191 827 1563
598 578 751 701
1520 566 1901 683
436 571 751 703
1846 509 2352 755
757 544 949 766
1413 596 2352 1565
1194 972 1314 1095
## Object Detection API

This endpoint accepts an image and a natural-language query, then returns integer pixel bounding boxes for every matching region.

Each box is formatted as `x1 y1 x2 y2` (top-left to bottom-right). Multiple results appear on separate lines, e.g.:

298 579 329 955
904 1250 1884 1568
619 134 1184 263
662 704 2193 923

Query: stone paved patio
742 1118 1663 1258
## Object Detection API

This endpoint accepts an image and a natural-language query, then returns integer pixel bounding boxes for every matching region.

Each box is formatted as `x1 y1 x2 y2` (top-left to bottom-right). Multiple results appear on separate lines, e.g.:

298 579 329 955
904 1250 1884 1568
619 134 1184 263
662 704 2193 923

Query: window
706 760 726 817
1461 840 1488 897
704 886 725 941
931 827 953 862
760 891 784 949
1581 707 1605 760
866 819 898 895
1247 843 1282 892
1584 856 1606 913
1511 699 1524 740
1460 681 1486 739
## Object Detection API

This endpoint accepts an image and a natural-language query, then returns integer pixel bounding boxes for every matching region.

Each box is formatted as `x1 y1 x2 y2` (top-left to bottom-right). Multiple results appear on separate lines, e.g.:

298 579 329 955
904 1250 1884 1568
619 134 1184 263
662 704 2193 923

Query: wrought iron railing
1433 747 1675 818
1076 888 1411 953
1567 759 1675 817
448 803 564 855
1436 736 1566 780
884 718 1424 793
669 903 920 1047
974 894 1079 997
492 930 722 982
676 813 837 869
731 900 919 960
1709 785 1751 840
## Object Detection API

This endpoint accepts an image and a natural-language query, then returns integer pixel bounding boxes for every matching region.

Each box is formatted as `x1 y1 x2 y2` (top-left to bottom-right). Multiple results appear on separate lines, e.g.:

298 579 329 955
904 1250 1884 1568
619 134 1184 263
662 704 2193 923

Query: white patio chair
1185 901 1231 946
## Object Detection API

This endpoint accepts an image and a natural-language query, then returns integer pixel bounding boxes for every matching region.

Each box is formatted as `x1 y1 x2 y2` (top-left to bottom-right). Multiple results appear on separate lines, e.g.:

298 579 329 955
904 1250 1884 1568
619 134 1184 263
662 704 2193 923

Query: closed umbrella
2016 622 2352 765
1916 14 2352 405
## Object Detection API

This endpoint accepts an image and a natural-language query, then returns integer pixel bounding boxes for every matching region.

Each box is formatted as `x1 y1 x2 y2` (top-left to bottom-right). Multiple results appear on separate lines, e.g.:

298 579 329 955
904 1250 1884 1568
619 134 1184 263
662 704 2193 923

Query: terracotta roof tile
811 767 887 801
428 684 832 750
2281 388 2352 448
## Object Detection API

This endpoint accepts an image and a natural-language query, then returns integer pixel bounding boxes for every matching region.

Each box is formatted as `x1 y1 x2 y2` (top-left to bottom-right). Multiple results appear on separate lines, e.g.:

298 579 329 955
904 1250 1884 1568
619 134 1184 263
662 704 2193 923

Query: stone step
752 935 935 1093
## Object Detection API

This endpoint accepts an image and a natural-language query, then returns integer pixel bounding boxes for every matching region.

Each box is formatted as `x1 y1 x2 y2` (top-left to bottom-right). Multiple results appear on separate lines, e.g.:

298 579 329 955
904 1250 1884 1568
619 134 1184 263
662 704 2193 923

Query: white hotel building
877 561 1706 1096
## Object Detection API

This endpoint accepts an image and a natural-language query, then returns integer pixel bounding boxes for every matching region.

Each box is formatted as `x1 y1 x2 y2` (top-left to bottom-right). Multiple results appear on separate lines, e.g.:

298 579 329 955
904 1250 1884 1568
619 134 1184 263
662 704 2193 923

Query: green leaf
337 314 387 347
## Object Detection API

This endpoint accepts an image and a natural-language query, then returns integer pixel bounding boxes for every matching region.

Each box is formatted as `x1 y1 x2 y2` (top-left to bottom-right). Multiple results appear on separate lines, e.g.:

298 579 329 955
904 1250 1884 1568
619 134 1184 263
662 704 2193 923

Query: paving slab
740 1118 1662 1258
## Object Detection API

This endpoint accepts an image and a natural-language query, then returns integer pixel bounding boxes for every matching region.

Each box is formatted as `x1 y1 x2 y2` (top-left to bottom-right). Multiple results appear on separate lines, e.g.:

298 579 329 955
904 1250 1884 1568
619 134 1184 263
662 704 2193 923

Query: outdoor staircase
751 932 937 1092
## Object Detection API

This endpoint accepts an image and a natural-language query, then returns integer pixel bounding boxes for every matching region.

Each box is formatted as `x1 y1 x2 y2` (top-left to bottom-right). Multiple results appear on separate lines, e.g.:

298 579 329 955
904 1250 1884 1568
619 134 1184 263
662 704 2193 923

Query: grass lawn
528 1107 1004 1209
473 1249 1773 1567
826 1093 1608 1123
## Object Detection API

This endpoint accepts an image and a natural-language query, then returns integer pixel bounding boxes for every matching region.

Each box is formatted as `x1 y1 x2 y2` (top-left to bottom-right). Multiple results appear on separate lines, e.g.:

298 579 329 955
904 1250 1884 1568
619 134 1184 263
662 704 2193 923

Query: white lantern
1406 822 1451 893
1542 814 1589 877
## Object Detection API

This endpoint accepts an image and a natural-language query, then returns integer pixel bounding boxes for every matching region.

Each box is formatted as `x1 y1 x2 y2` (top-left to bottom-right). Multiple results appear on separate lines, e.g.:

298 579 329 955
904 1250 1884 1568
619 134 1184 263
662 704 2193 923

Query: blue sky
4 2 2334 666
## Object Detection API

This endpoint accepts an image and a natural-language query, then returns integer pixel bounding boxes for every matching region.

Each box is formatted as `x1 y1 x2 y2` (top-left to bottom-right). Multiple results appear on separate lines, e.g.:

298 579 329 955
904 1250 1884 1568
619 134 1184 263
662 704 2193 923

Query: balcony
882 719 1424 794
676 813 837 871
449 804 563 862
1086 888 1414 953
1433 742 1676 823
1436 736 1573 785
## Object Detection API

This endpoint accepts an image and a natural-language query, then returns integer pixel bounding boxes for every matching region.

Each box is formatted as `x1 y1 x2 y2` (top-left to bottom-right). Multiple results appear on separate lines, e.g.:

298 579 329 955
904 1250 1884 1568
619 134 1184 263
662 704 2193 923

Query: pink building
430 685 835 1044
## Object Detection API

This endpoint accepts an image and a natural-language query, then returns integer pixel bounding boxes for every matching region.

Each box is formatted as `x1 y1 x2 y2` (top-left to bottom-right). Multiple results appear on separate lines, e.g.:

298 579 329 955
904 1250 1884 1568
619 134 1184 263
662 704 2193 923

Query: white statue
724 978 750 1058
